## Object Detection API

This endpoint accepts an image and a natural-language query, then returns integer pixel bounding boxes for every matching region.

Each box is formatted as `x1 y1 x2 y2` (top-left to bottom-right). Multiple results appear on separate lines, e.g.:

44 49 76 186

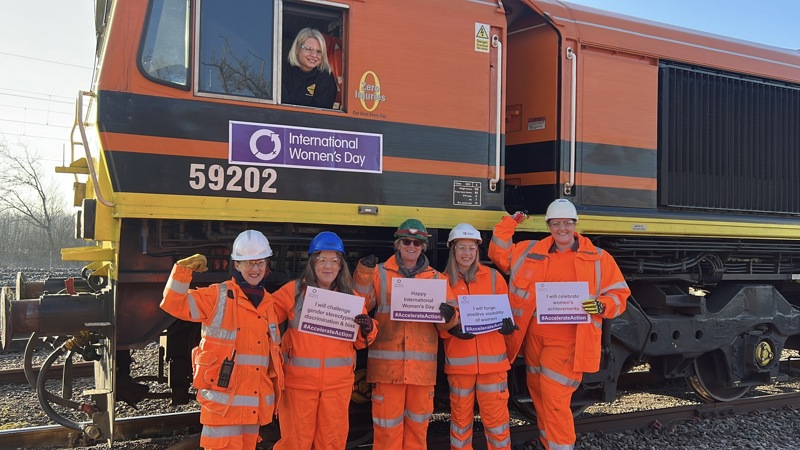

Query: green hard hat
395 218 430 242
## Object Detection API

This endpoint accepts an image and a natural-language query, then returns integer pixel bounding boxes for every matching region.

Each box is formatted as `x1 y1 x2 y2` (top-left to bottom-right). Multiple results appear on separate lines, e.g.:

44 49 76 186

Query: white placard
458 294 513 334
298 287 365 341
535 281 591 324
390 278 446 322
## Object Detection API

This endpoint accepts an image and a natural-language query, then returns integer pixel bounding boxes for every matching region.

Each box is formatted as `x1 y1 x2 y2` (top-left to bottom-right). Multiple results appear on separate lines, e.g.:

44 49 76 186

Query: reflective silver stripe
211 284 228 329
451 422 472 434
264 393 275 406
199 389 260 407
527 365 542 375
325 356 354 368
375 305 391 313
511 307 524 318
269 322 281 345
509 242 536 279
289 280 304 330
595 259 602 297
490 234 512 249
187 293 200 320
451 435 472 448
477 381 508 393
509 285 530 300
237 354 269 367
541 366 581 389
405 409 432 423
479 353 507 365
201 323 237 341
166 277 190 295
378 264 388 306
549 441 574 450
490 268 497 292
289 356 322 368
449 385 475 397
201 424 260 438
446 355 478 366
372 393 384 402
373 413 404 429
368 350 436 362
486 422 509 435
488 435 511 448
354 283 371 295
446 299 459 306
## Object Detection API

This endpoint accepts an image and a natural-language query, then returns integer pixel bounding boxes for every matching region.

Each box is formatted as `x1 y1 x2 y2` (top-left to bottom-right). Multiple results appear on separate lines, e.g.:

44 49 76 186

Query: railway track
1 392 797 449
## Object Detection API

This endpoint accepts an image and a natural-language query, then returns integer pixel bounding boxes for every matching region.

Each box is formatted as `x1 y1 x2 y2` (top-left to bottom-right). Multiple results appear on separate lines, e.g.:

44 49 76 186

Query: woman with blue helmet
272 231 377 450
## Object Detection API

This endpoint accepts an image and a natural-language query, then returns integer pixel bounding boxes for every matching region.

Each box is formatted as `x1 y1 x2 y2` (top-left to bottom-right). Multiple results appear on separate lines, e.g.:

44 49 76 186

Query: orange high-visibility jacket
442 264 512 375
273 279 378 391
488 216 630 373
161 264 284 425
355 256 458 385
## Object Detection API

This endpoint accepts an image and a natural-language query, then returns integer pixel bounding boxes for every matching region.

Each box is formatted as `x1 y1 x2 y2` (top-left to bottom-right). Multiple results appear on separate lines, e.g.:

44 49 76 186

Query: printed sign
458 294 513 334
298 287 365 341
390 278 447 322
475 23 490 52
229 121 383 173
535 282 591 324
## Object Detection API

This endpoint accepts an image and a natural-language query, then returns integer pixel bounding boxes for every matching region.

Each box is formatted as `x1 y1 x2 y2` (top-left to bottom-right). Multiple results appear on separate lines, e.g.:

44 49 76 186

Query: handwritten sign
298 287 365 341
390 278 446 322
458 294 513 334
535 281 591 324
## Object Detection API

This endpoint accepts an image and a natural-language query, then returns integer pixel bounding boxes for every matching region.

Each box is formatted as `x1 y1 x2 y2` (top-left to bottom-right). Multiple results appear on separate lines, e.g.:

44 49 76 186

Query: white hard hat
447 223 482 246
544 199 578 221
232 230 273 260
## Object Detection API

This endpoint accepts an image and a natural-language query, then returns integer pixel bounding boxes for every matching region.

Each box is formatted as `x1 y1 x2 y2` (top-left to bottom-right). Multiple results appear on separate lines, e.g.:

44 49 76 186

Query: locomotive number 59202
188 163 278 193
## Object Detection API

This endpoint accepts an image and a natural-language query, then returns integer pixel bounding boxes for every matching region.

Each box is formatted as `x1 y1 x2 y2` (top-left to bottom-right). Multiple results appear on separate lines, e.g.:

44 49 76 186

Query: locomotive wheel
688 351 751 402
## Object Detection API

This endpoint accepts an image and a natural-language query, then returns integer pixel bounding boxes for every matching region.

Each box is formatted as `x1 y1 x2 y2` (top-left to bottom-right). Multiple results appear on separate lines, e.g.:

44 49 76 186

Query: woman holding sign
272 231 377 450
353 218 459 450
488 199 630 450
441 223 517 450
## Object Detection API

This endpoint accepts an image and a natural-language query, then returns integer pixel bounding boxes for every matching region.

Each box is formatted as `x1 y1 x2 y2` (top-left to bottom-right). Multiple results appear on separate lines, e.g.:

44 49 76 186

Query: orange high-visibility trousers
273 386 352 450
448 372 511 449
200 423 260 449
524 334 582 450
372 383 434 450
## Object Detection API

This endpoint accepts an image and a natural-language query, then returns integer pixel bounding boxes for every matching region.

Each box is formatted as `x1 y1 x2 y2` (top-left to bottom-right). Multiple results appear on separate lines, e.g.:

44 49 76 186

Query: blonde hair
444 241 480 287
287 27 332 73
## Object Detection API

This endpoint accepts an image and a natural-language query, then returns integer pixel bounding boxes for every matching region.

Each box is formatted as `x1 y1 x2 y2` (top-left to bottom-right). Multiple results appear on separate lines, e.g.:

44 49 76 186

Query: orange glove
177 254 208 273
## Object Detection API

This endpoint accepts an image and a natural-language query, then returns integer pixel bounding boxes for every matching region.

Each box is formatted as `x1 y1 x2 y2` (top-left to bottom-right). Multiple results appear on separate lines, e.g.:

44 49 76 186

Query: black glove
449 324 476 340
498 317 519 335
439 303 456 323
354 314 373 337
360 254 378 268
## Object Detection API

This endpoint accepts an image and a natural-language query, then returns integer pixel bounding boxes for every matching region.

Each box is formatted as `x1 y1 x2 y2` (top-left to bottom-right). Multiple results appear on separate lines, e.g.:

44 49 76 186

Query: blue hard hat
308 231 345 255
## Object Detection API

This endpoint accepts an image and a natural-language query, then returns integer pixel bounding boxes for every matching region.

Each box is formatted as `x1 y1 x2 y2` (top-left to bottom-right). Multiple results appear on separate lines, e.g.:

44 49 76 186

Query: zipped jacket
488 216 630 373
273 279 378 391
355 256 458 385
442 264 512 375
161 264 284 425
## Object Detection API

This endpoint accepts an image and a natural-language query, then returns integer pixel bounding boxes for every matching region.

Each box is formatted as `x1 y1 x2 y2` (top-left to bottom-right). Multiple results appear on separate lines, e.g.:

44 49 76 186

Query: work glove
177 254 208 273
510 211 528 224
354 314 374 337
449 324 476 340
498 317 519 335
582 299 605 315
360 254 378 268
439 303 456 323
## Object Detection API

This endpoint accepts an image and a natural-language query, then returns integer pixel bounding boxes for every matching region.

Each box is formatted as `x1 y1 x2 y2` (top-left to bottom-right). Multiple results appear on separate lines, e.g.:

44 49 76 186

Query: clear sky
0 1 797 208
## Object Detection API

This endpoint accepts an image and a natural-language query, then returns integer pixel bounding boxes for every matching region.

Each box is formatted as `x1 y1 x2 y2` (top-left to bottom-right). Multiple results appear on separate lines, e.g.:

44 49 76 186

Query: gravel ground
2 269 800 449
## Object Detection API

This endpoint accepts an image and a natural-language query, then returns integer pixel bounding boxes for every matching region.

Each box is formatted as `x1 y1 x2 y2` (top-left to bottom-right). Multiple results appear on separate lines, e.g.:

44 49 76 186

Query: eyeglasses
300 44 323 56
455 244 478 252
400 239 423 247
315 257 341 267
547 220 576 229
239 259 267 270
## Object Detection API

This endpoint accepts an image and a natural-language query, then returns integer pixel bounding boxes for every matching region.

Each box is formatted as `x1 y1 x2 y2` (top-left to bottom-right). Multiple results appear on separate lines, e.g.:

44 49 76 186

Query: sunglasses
400 238 423 247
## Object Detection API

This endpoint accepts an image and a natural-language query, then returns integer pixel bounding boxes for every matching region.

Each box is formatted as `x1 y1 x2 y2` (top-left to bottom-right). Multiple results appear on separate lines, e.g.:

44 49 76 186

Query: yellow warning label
475 22 490 53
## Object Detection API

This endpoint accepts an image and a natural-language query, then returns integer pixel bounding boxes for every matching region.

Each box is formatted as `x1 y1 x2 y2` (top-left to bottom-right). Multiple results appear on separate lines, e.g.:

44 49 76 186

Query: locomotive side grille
659 63 800 215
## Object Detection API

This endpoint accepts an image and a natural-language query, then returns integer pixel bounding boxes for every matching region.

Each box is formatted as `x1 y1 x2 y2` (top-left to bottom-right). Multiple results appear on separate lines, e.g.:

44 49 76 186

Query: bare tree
0 138 66 261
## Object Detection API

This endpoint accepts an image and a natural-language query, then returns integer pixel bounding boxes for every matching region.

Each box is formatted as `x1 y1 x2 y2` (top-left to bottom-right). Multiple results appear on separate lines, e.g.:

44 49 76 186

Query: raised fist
177 254 208 273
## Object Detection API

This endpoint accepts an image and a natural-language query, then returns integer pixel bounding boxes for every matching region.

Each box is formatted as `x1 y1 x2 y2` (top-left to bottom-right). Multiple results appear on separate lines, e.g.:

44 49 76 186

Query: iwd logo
249 128 282 161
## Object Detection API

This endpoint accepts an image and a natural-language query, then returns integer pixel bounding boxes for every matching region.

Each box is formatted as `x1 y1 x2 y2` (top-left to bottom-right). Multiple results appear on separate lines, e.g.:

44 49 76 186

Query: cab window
140 0 190 87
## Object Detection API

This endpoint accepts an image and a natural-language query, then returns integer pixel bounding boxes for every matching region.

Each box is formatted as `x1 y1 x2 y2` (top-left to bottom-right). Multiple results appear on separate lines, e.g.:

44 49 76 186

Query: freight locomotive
2 0 800 444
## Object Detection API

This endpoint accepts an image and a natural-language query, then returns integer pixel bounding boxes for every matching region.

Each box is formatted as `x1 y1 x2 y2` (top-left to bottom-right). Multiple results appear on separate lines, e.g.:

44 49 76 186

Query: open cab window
139 0 346 110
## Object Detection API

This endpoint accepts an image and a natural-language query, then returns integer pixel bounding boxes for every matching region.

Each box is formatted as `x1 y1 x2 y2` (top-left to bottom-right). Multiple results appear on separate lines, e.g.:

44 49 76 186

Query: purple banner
392 311 442 321
463 321 502 333
300 322 357 340
229 121 382 173
538 314 589 323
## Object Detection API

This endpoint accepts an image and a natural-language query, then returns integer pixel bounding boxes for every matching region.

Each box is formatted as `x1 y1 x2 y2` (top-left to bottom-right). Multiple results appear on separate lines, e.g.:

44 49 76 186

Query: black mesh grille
659 63 800 215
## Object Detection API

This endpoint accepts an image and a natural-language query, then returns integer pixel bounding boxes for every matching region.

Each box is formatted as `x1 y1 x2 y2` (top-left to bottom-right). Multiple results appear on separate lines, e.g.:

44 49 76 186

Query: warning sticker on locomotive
299 288 365 341
229 121 383 173
453 180 481 206
535 282 591 324
390 278 447 323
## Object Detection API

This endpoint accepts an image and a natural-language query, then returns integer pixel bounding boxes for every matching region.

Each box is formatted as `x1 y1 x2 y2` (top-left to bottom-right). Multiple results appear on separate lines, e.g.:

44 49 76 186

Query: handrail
564 47 577 195
71 90 114 207
489 34 503 192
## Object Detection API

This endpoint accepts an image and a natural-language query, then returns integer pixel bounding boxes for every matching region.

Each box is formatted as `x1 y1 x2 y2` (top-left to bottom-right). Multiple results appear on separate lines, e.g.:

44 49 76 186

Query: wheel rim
688 352 751 402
